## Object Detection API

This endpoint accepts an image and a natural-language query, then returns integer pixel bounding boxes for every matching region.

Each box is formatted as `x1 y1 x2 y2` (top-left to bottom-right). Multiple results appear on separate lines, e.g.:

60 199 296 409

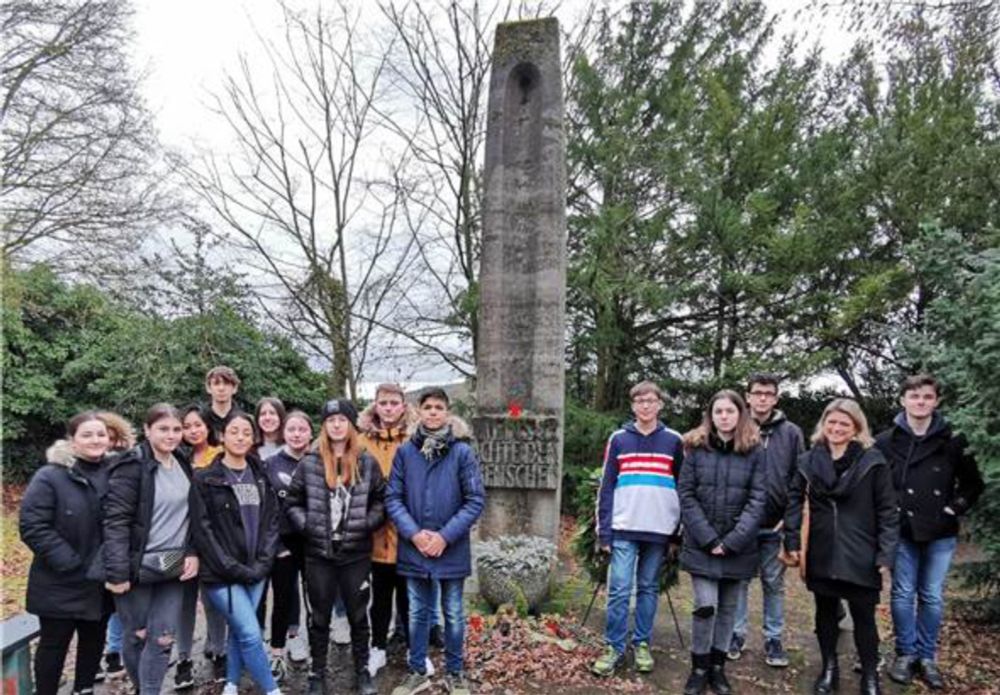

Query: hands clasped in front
413 529 447 557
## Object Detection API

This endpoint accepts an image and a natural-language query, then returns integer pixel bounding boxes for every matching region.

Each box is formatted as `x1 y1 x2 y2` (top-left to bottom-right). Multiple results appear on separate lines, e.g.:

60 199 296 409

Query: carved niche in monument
475 17 566 543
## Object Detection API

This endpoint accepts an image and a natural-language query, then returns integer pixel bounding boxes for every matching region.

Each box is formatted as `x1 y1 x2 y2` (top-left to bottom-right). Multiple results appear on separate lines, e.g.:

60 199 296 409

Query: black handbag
137 547 185 584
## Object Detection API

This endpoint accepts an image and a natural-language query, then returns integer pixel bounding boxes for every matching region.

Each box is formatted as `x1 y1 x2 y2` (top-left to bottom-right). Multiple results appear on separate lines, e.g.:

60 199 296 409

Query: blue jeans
203 581 276 692
430 579 442 626
605 539 666 654
891 535 958 660
106 612 123 654
733 530 785 641
407 577 464 674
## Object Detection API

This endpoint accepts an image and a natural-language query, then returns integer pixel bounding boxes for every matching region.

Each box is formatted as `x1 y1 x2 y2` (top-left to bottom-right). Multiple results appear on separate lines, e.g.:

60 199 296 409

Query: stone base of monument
475 535 557 613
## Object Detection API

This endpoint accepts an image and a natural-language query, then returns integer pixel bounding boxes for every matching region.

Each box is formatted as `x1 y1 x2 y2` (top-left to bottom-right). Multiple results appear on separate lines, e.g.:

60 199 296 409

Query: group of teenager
593 373 984 694
20 365 484 695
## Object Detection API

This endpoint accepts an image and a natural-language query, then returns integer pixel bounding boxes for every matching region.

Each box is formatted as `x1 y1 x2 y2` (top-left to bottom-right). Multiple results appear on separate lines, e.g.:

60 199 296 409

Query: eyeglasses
748 391 777 398
632 397 662 406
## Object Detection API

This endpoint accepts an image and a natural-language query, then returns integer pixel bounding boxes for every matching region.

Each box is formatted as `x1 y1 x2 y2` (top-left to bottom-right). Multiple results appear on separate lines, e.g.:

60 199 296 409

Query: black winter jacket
678 436 767 580
263 448 303 540
20 442 110 621
285 450 386 563
757 411 805 529
189 456 281 584
785 443 898 591
103 442 195 585
875 413 984 543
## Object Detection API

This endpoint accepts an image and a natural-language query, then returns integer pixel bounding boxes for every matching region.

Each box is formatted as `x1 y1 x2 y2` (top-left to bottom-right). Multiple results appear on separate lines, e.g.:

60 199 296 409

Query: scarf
811 440 865 495
417 423 452 462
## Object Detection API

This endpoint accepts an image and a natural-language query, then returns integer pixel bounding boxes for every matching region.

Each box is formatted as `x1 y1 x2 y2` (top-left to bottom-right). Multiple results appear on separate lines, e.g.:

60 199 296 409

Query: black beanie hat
320 399 359 428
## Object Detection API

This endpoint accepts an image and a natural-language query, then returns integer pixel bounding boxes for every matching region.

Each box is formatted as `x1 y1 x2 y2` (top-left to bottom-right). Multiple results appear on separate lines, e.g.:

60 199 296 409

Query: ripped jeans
114 580 186 695
690 575 741 656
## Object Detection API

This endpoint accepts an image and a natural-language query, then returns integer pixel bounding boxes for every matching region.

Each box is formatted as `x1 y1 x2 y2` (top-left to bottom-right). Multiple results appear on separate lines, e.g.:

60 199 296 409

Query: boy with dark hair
728 373 804 667
387 388 485 695
591 380 684 676
204 365 241 441
877 374 983 690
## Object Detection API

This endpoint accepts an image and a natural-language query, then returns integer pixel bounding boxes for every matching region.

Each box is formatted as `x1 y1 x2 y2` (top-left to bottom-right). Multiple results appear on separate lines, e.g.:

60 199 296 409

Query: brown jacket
358 402 419 564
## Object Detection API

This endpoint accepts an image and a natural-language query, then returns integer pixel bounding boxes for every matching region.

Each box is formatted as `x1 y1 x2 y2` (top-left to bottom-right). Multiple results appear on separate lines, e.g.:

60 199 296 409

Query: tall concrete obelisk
475 18 566 544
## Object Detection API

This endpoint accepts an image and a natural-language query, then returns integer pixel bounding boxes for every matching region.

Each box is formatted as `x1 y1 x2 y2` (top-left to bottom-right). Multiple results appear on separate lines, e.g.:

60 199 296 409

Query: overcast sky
128 0 856 389
132 0 854 152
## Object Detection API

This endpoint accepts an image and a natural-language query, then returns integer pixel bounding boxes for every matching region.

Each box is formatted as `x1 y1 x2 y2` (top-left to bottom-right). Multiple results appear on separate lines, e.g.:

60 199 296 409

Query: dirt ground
4 490 997 694
77 566 998 695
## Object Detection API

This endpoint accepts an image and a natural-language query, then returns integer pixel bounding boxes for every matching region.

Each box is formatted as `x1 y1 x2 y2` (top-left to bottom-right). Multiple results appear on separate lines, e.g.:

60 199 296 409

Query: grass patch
1 507 31 619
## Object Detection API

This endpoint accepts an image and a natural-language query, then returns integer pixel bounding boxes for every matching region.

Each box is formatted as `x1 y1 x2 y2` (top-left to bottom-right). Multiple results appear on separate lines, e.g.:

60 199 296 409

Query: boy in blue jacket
592 381 684 676
387 388 485 695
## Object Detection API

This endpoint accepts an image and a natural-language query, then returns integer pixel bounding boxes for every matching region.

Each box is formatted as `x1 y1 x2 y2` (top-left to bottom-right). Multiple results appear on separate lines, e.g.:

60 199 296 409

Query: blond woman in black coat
785 399 898 695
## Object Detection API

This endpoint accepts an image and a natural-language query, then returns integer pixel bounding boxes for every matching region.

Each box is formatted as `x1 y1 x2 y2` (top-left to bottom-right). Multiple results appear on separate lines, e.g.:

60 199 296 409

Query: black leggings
34 615 108 695
370 561 409 649
269 542 304 649
304 555 371 674
814 593 880 674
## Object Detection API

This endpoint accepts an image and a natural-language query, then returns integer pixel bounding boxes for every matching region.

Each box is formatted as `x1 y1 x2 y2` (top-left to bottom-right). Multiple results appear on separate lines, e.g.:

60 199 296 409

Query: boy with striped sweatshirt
592 381 685 677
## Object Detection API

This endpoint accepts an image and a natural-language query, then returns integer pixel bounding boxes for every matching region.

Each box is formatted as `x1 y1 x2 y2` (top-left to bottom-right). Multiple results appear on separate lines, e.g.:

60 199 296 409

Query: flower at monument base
507 400 523 418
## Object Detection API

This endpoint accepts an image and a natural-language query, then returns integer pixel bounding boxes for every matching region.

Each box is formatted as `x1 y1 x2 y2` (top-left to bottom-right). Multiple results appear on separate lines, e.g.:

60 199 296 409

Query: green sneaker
634 642 654 673
445 672 472 695
591 645 624 677
391 671 431 695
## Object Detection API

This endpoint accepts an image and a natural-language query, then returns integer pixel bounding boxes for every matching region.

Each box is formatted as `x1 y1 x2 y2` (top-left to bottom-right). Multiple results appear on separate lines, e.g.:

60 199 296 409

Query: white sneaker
331 614 351 645
368 647 387 677
404 650 436 676
287 632 309 663
221 684 239 695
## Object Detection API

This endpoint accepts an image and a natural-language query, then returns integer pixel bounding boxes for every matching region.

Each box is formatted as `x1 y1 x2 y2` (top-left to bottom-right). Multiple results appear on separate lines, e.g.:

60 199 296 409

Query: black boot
356 669 377 695
814 653 839 694
307 671 327 695
683 653 710 695
859 671 882 695
709 649 733 695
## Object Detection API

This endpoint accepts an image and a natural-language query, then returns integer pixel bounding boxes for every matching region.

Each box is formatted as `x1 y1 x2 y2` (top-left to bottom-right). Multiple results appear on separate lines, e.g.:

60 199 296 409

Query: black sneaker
174 658 195 691
918 658 945 690
429 625 445 650
356 669 378 695
308 671 327 695
388 628 409 653
270 654 287 683
103 652 125 680
887 654 915 683
764 638 789 667
210 653 227 684
726 634 745 661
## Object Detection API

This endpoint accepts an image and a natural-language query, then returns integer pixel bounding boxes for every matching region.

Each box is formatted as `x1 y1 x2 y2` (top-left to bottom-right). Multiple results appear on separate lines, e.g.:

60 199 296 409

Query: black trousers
370 560 409 649
34 615 108 695
304 555 371 674
814 592 880 674
269 540 305 649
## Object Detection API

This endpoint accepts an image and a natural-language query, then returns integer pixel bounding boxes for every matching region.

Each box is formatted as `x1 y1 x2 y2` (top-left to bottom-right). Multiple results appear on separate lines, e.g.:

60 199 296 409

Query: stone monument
475 17 566 544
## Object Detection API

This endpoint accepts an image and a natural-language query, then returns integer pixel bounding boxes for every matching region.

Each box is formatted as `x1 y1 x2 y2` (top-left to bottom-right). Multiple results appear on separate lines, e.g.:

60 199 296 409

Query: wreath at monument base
571 467 680 592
